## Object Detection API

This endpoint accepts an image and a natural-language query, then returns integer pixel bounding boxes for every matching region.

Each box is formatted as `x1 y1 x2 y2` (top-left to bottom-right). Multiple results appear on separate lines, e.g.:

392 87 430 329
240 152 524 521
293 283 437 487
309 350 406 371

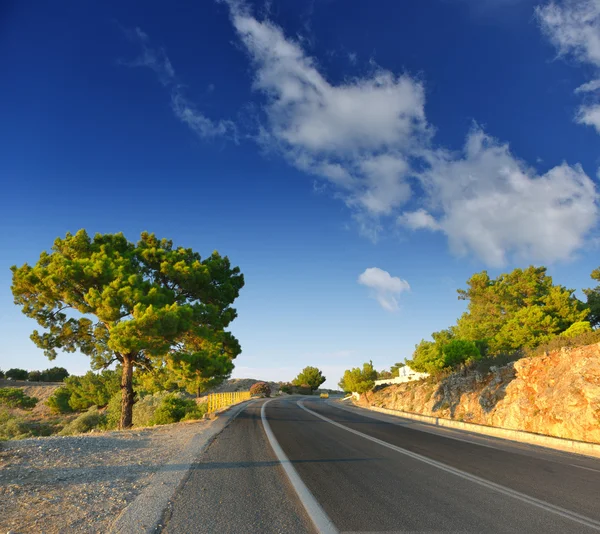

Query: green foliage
27 370 43 381
6 369 28 381
0 388 38 409
105 391 201 429
59 407 106 435
280 382 293 394
407 329 455 374
168 351 233 398
339 361 377 394
65 370 121 411
0 410 54 440
390 362 405 377
151 394 197 425
561 321 593 338
46 386 74 413
249 382 271 397
442 340 481 368
11 229 244 429
526 329 600 357
135 365 180 396
455 266 588 354
41 367 70 382
584 268 600 328
377 370 394 379
292 366 326 391
0 370 4 379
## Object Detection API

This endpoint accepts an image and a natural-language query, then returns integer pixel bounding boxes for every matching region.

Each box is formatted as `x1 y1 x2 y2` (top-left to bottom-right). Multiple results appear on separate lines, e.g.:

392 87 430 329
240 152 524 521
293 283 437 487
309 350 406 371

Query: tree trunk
120 354 135 430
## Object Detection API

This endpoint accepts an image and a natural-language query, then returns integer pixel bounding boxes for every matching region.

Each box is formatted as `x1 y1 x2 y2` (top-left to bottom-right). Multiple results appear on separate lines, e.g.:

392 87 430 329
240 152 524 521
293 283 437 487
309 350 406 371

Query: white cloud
418 128 598 266
226 3 429 228
577 103 600 132
537 1 600 135
121 27 235 141
536 0 600 67
398 209 441 231
575 78 600 93
358 267 410 312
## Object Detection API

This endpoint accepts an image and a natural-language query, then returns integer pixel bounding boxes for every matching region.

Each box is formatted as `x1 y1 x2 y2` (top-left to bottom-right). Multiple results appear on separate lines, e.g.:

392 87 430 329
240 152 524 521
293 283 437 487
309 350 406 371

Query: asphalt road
162 397 600 533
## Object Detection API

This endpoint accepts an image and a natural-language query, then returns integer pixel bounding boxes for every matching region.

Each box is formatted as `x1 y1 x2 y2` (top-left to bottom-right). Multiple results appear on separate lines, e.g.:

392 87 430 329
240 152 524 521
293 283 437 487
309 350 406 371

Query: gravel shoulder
0 418 215 533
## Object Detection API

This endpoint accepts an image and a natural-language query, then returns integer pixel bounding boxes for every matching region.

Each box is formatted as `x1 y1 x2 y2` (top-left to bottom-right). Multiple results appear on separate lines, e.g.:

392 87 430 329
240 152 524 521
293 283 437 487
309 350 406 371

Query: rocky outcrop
361 343 600 444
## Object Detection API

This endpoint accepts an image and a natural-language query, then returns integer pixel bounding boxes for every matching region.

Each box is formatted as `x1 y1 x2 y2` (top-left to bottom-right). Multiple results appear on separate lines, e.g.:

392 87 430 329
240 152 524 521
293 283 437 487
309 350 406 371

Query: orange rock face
364 343 600 444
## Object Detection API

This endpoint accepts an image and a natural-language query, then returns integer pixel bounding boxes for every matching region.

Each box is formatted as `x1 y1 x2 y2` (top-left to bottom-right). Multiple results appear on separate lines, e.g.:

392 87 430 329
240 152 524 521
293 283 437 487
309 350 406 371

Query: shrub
151 394 196 425
0 388 38 409
181 402 208 421
65 370 121 411
526 329 600 357
59 407 106 435
0 369 4 379
443 339 481 368
5 368 28 381
279 382 293 394
46 386 74 413
561 321 592 338
0 409 54 440
250 382 271 398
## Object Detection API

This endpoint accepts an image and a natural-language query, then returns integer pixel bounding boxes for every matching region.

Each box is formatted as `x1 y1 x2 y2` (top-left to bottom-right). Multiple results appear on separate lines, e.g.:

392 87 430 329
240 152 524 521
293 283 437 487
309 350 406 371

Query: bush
46 387 74 414
181 402 208 421
65 370 120 411
443 339 481 368
279 382 293 394
250 382 271 398
0 409 54 440
561 321 592 338
151 394 196 425
526 329 600 357
59 407 106 435
0 369 4 379
5 368 28 381
0 388 38 409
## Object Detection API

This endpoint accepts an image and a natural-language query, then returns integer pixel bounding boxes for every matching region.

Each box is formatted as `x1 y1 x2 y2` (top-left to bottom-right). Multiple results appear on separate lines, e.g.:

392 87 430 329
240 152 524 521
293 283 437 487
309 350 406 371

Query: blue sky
1 0 600 388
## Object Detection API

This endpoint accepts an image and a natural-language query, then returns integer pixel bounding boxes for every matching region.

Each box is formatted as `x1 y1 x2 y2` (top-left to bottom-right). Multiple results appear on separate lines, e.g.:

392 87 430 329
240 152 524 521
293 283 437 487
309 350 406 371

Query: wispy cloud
358 267 410 312
120 26 237 141
537 0 600 134
121 3 599 266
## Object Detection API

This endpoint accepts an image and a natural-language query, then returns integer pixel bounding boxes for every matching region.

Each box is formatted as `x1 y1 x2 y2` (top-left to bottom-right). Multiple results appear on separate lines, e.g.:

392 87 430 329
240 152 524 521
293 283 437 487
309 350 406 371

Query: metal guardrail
206 391 252 414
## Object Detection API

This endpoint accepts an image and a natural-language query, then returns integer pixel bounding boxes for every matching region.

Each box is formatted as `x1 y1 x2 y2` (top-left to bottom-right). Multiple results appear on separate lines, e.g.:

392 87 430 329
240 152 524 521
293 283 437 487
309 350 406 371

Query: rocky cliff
360 343 600 444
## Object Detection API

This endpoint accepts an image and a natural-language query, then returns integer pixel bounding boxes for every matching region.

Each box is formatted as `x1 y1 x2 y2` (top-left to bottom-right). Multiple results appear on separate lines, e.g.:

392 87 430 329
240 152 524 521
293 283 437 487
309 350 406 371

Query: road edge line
297 400 600 532
261 399 338 534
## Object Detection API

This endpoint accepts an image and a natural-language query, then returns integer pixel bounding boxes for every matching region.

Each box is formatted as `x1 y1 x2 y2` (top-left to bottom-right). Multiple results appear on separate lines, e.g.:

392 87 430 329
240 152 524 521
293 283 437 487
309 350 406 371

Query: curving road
161 397 600 533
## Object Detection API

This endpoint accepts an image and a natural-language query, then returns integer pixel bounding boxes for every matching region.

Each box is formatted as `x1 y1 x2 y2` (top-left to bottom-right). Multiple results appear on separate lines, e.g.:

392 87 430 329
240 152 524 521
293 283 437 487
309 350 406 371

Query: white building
374 366 429 386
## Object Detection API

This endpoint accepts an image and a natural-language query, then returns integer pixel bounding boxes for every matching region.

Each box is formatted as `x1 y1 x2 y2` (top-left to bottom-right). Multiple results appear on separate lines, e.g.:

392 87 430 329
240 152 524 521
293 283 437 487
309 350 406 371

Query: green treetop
292 366 326 391
11 230 244 429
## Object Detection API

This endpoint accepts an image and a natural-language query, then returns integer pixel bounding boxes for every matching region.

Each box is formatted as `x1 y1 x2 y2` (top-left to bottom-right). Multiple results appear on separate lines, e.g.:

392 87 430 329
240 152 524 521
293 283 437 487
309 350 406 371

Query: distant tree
584 268 600 328
390 362 405 377
377 370 393 380
27 370 43 382
339 361 377 400
11 230 244 429
0 369 4 379
279 382 293 394
292 366 326 392
249 382 271 397
6 368 28 381
42 367 69 382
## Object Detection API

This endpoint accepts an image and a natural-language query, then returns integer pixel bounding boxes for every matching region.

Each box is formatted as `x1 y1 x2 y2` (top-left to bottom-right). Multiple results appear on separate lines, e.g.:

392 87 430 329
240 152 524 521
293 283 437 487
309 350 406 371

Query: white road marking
298 400 600 532
570 464 600 473
261 399 338 534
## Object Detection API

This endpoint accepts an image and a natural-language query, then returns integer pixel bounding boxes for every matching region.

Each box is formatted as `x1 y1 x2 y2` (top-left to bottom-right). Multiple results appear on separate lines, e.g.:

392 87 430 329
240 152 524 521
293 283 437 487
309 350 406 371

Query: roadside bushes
46 370 120 413
250 382 271 398
0 409 54 440
105 391 205 429
59 407 106 435
0 388 38 409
